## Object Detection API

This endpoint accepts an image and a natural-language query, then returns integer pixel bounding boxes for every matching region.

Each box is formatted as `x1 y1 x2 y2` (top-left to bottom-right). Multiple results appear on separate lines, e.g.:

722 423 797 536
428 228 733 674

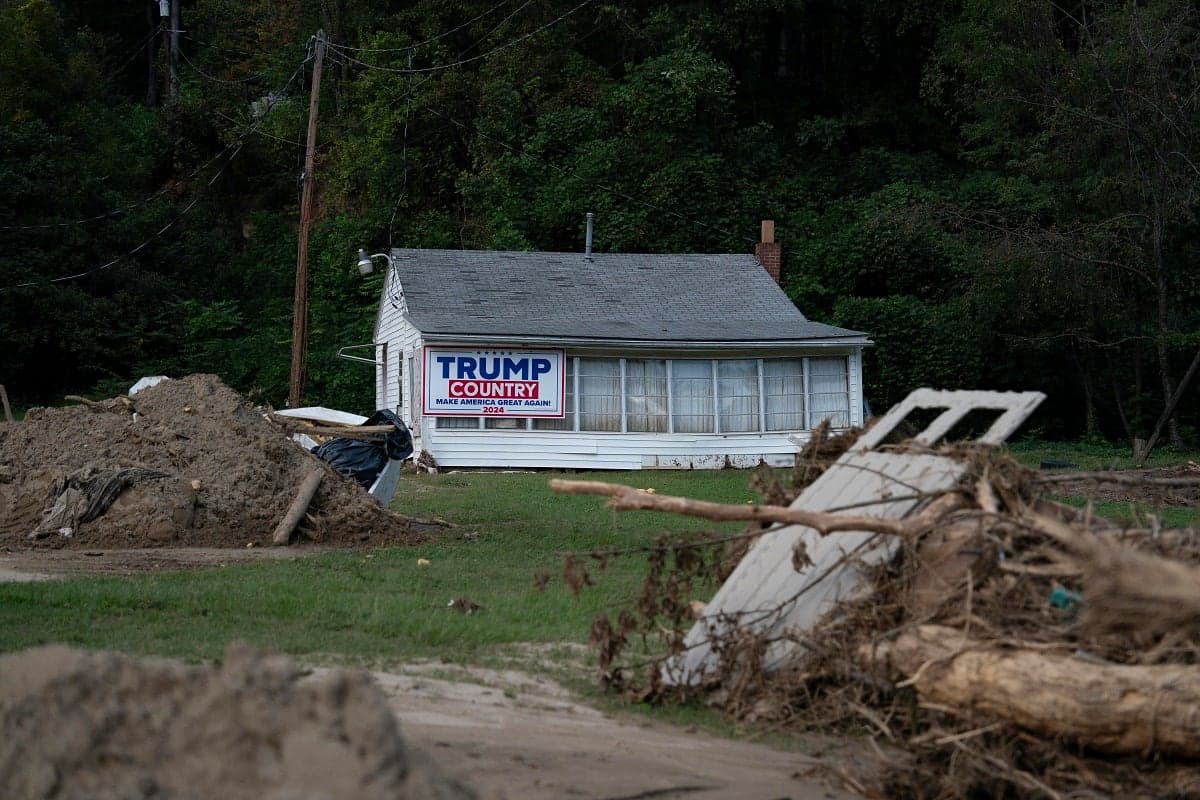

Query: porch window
764 358 805 431
437 416 480 429
625 359 668 432
809 357 850 427
434 355 853 434
717 359 760 432
579 358 621 431
671 360 715 433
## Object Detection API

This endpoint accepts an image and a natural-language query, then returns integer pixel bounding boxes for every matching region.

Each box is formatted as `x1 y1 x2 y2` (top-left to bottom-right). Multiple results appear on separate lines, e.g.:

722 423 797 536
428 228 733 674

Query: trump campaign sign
422 347 565 418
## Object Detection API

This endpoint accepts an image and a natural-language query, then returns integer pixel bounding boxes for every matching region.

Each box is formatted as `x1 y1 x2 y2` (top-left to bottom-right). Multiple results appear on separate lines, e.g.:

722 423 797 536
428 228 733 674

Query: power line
325 0 594 74
2 43 313 232
328 0 517 53
177 47 277 85
0 53 313 293
106 23 166 78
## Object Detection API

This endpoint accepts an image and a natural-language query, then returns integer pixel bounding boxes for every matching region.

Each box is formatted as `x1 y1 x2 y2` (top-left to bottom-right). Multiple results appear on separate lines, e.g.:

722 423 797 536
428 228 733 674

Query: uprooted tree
551 431 1200 799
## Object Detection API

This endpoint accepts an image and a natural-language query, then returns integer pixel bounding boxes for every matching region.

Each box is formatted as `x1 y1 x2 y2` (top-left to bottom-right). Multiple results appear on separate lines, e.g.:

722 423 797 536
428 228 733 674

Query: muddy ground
0 550 865 799
366 661 865 800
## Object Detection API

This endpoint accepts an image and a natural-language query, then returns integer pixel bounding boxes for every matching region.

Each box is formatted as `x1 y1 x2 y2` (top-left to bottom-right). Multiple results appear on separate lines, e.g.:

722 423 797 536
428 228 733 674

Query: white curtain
764 358 804 431
579 358 622 431
809 357 850 427
437 416 479 429
671 360 714 433
625 359 668 432
717 359 760 432
533 358 575 431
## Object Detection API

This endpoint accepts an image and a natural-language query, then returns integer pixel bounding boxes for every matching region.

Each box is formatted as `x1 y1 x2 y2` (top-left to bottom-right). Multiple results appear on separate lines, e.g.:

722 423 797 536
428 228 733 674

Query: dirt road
359 663 864 800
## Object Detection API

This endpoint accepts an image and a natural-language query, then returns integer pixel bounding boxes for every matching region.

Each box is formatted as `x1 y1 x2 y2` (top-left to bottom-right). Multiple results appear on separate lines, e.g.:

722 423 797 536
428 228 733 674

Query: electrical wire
106 23 166 79
325 0 595 74
0 52 313 292
178 47 278 85
327 0 516 53
1 42 312 232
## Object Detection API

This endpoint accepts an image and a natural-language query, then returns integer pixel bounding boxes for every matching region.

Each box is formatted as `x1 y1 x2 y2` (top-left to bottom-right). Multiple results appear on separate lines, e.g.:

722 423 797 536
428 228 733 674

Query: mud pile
0 644 475 800
0 375 423 548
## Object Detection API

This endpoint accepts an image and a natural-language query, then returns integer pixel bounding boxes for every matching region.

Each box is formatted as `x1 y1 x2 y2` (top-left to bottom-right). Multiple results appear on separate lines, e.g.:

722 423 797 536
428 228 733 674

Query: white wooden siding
426 429 815 470
374 269 424 450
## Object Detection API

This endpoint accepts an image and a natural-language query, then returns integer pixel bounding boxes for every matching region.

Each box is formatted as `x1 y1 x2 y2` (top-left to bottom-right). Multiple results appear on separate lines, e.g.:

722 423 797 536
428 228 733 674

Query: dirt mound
0 375 425 548
0 644 475 800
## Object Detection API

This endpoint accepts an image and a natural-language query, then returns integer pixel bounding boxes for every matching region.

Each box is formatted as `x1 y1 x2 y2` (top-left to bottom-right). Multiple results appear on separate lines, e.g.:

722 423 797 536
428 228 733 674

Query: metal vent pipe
584 212 594 261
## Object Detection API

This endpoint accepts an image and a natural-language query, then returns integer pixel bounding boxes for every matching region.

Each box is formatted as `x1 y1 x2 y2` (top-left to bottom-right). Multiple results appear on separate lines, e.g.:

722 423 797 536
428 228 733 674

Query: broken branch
549 479 965 537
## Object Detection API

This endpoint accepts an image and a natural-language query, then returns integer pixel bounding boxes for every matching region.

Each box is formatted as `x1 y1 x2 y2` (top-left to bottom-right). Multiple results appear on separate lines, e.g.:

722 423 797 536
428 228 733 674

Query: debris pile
0 643 476 800
0 375 425 548
555 435 1200 797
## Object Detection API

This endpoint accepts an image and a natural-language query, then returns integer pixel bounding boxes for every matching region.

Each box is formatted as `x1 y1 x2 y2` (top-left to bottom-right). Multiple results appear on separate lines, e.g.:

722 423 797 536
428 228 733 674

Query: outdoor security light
356 249 392 276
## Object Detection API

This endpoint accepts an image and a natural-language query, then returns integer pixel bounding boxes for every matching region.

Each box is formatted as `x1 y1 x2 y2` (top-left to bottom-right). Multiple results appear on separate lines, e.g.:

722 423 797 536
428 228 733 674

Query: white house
371 222 871 469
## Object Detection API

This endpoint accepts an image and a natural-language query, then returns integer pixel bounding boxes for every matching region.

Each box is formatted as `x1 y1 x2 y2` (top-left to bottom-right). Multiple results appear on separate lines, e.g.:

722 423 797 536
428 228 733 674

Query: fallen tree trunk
272 469 323 545
1038 471 1200 488
1022 510 1200 635
870 624 1200 758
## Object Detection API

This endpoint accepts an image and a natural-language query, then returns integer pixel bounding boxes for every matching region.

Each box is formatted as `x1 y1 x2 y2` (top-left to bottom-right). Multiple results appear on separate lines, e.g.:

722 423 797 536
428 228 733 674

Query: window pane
717 359 760 432
764 359 805 431
436 416 480 429
485 417 527 429
533 358 574 431
579 358 621 432
810 357 850 427
625 359 668 432
671 360 714 433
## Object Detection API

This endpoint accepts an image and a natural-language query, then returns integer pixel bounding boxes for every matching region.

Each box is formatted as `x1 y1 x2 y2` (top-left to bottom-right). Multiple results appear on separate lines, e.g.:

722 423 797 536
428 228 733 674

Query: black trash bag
311 410 414 490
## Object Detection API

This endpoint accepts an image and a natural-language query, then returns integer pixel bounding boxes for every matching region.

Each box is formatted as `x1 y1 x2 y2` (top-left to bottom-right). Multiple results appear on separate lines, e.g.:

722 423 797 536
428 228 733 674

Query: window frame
433 354 853 435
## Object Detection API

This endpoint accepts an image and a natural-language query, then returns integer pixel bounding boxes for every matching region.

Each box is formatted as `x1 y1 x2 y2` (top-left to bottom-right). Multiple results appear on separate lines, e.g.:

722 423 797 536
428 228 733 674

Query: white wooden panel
664 388 1045 685
427 429 813 471
853 389 1046 452
665 451 963 683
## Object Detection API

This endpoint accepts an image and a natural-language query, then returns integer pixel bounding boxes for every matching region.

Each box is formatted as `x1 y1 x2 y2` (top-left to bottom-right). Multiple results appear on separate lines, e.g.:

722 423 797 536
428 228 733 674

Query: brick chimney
754 219 781 283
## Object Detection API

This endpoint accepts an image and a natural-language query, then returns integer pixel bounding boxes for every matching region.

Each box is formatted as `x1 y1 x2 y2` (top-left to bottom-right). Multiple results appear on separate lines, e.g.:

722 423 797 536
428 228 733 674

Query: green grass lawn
2 445 1195 666
0 470 756 663
1006 438 1200 471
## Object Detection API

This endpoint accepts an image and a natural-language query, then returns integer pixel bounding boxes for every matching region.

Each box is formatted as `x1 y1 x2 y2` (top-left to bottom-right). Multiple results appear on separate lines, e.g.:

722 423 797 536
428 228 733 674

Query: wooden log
871 624 1200 758
1038 470 1200 488
268 413 394 440
272 469 323 546
0 384 12 423
1023 510 1200 635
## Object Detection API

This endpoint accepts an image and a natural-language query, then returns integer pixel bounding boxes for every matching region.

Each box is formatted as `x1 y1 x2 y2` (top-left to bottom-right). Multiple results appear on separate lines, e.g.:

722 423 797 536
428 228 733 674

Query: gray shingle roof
389 248 867 344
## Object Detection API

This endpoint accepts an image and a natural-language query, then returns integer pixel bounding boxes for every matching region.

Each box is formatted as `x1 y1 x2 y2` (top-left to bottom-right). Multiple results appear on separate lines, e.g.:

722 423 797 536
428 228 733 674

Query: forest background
1 0 1198 450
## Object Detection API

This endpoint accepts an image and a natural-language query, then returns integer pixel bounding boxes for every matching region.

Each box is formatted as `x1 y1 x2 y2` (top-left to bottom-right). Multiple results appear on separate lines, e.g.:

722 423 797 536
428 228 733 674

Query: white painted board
663 388 1045 685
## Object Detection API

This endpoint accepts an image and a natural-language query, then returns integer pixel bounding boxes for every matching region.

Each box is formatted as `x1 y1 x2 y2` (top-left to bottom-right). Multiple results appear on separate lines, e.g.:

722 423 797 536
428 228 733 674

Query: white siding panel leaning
663 388 1046 685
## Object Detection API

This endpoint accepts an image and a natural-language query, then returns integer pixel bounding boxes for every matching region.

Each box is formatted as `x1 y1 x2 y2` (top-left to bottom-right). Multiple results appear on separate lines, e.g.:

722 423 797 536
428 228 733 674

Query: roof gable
386 248 866 344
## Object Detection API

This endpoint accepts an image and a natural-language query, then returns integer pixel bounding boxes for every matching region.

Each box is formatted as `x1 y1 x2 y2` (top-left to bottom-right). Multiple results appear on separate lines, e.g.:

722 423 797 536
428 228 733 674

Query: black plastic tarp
311 410 414 489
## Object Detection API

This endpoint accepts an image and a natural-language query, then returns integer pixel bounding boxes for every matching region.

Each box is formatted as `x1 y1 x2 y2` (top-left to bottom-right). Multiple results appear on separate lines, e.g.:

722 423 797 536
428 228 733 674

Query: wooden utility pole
168 0 180 101
289 30 326 408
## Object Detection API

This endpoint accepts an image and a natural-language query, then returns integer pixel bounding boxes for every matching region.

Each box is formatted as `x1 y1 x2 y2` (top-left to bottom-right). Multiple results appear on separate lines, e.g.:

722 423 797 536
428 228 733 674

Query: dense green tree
0 0 1195 447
